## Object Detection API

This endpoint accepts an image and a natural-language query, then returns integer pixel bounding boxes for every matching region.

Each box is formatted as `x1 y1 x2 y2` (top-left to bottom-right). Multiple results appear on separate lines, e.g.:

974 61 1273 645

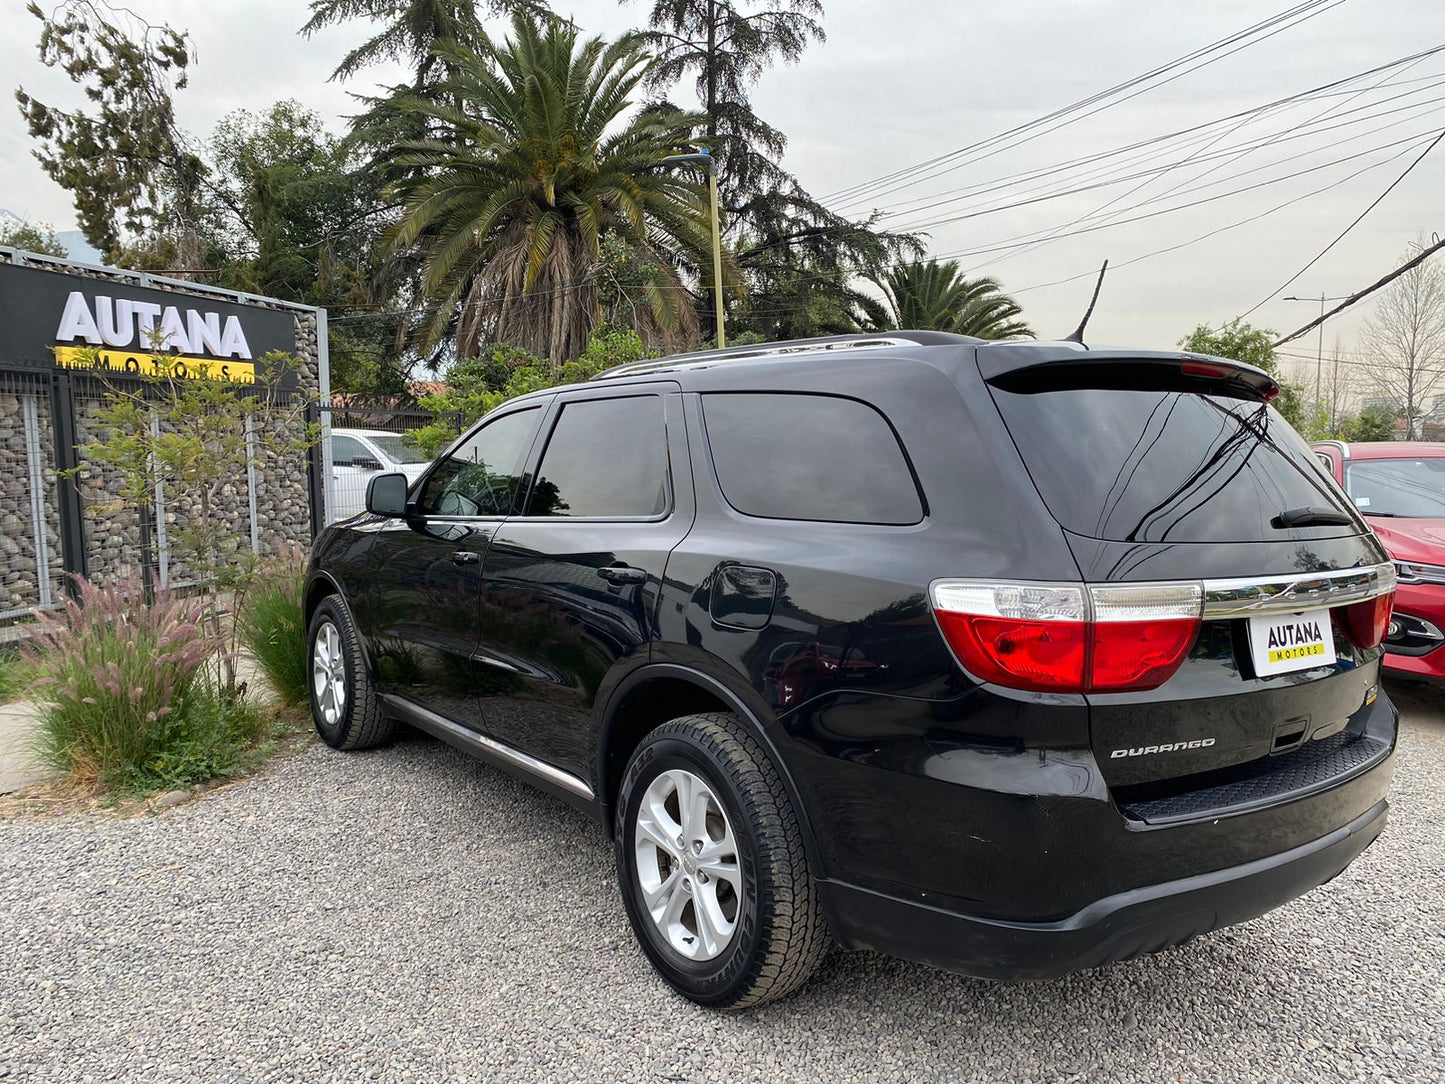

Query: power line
1274 235 1445 346
884 97 1445 236
823 1 1345 209
874 62 1445 225
988 140 1425 296
963 54 1445 276
1237 129 1445 320
928 127 1440 264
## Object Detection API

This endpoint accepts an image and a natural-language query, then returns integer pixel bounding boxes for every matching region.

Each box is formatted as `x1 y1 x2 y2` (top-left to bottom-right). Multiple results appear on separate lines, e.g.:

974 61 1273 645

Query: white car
328 427 432 521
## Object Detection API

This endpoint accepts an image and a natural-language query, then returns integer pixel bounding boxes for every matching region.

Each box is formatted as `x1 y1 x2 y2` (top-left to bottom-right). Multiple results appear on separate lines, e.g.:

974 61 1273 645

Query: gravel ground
1 686 1442 1084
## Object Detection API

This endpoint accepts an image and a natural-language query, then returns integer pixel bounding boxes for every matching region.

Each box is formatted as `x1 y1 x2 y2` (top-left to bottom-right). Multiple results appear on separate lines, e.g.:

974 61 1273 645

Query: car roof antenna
1063 259 1108 345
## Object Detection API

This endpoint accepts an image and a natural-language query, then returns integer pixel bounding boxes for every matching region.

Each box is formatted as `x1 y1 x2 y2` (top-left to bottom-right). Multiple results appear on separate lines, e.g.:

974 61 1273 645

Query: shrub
23 573 267 791
408 329 660 455
237 546 309 706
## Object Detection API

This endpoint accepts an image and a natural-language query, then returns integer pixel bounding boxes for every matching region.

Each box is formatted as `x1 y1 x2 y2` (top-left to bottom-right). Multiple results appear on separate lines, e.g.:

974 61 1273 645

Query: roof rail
591 332 968 381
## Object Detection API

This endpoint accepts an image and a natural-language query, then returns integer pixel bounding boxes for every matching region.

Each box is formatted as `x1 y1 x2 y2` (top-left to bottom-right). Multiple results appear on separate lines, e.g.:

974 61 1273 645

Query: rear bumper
820 799 1388 981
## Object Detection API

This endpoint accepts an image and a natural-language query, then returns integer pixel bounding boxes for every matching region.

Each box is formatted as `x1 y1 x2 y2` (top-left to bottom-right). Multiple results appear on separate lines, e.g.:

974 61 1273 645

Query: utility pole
661 151 726 349
1284 292 1348 410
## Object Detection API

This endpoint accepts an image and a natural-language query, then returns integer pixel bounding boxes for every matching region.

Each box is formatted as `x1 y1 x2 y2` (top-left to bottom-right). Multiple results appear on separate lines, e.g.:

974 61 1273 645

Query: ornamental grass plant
0 648 19 701
237 545 309 707
24 573 266 791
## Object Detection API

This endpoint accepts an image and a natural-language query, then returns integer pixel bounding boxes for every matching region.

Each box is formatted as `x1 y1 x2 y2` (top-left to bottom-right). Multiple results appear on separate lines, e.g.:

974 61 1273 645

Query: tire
306 595 394 751
615 712 829 1009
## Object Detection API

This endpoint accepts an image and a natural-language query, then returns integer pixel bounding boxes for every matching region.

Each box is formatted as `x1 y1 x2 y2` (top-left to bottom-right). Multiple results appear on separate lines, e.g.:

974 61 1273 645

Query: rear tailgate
979 345 1394 792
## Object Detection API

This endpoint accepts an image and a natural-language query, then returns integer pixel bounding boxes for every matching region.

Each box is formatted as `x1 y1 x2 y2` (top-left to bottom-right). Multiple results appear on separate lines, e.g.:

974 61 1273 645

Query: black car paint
306 334 1396 978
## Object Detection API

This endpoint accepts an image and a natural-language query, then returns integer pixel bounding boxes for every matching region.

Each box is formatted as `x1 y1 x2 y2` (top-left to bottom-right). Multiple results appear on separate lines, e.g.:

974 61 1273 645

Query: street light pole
1284 292 1348 413
661 151 726 349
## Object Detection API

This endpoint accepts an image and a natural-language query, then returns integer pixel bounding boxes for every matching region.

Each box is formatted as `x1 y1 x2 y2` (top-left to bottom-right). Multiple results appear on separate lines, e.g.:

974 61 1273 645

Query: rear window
991 387 1355 542
702 393 923 525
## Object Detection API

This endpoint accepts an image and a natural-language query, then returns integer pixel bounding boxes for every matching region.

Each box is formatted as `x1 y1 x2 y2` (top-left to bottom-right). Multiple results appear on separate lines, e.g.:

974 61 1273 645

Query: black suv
304 332 1398 1008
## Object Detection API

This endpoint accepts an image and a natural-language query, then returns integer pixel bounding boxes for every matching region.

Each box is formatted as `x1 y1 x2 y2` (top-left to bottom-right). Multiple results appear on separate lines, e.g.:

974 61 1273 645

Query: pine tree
628 0 917 339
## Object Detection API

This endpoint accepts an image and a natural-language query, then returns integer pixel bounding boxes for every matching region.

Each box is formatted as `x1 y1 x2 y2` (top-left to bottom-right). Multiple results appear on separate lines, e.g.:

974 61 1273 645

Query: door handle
451 551 480 565
597 564 647 585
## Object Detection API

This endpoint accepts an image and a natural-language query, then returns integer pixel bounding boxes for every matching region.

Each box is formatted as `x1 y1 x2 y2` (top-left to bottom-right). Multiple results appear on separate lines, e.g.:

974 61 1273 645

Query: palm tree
868 259 1032 340
388 16 718 365
301 0 549 85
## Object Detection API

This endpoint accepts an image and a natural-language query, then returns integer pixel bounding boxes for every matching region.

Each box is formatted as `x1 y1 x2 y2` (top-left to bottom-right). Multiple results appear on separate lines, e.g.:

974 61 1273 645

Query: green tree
204 102 409 395
387 16 717 365
867 260 1032 339
0 219 67 257
1339 404 1400 442
408 328 656 454
72 345 316 696
301 0 547 85
200 104 365 296
15 1 203 259
732 259 878 341
1179 318 1311 432
629 0 917 340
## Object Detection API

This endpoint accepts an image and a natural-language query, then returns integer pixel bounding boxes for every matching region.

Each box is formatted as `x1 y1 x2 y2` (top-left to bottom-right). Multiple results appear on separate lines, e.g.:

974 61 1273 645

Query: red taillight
1333 591 1394 649
935 612 1088 689
1090 618 1201 690
1179 356 1280 400
1180 358 1235 379
931 582 1202 694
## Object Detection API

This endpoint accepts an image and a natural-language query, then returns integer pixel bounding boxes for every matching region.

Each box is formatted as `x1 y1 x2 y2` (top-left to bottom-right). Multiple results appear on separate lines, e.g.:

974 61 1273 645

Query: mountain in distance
0 207 105 264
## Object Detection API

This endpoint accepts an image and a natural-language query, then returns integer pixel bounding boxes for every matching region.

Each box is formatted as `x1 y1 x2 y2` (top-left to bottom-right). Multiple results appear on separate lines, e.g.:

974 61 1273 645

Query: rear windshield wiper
1272 505 1355 528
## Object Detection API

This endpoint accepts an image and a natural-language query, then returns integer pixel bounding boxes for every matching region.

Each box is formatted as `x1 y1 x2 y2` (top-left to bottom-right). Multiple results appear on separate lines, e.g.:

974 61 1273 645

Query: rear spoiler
977 344 1279 403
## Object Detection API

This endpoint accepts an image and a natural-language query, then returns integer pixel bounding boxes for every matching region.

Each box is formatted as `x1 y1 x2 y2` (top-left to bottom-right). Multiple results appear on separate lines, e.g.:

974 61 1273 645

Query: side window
417 407 541 517
524 396 669 518
331 434 365 466
702 393 923 525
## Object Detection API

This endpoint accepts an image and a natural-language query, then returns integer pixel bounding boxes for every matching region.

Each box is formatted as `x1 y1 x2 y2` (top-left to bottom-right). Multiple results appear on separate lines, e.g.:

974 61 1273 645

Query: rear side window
991 388 1355 542
702 393 923 525
525 396 669 518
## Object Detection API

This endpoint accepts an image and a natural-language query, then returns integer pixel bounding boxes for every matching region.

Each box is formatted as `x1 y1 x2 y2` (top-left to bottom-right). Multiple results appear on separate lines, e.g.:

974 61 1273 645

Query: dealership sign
0 262 298 385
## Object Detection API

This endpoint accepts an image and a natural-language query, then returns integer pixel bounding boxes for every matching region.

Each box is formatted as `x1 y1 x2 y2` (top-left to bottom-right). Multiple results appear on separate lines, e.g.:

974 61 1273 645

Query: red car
1313 440 1445 683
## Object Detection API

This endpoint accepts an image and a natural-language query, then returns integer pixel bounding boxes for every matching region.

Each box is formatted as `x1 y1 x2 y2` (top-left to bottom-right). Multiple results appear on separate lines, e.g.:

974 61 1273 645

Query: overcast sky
4 0 1442 383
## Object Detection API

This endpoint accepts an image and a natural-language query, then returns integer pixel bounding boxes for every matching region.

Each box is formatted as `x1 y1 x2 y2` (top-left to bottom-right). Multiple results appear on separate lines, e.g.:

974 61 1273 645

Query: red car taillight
1333 591 1394 650
930 581 1203 694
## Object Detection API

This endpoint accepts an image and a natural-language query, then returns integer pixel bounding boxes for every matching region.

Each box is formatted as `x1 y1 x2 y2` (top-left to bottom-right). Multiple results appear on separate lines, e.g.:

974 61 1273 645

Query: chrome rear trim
1202 562 1395 619
382 694 594 800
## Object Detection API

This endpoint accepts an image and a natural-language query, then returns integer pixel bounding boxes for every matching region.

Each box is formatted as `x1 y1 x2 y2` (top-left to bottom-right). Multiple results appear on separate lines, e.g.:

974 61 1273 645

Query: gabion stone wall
0 384 65 617
0 251 323 616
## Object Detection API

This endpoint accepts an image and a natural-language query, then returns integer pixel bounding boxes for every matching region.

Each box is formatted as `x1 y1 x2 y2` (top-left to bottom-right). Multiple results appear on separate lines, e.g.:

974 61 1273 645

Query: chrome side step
381 694 594 800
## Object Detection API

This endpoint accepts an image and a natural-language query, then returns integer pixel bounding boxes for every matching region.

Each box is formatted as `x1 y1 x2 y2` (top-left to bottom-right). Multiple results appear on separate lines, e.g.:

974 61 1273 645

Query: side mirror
365 472 410 517
357 457 385 472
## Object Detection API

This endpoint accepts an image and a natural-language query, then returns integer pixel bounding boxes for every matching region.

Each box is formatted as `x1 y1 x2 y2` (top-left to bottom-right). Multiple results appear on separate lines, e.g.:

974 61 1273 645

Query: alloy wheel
312 619 347 726
633 768 743 961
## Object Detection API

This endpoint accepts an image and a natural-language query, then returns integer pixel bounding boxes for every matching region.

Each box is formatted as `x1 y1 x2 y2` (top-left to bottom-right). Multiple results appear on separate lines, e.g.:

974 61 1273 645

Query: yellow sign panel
52 345 258 385
1267 641 1326 664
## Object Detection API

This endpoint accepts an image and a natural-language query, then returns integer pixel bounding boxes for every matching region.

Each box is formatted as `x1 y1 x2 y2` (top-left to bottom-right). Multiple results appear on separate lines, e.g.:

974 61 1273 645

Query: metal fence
318 402 464 525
